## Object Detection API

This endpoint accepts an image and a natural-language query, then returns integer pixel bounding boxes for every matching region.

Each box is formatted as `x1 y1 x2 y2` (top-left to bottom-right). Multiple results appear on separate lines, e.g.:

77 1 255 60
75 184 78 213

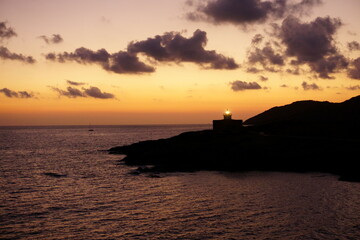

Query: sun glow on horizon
0 0 359 125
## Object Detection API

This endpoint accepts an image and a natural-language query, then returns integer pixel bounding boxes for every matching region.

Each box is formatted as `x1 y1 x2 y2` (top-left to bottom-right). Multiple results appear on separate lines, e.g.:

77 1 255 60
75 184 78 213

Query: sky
0 0 360 125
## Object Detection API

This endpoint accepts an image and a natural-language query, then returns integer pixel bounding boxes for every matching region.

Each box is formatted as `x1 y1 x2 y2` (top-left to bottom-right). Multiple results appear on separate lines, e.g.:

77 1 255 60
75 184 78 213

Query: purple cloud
348 57 360 80
0 46 36 64
128 29 239 69
0 88 34 98
0 22 17 41
39 34 63 44
230 81 262 91
302 81 321 90
46 47 154 74
186 0 322 26
50 83 115 99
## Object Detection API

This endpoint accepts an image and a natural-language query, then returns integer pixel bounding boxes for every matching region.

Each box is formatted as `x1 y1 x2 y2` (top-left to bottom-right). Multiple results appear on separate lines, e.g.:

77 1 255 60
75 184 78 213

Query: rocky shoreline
108 128 360 182
109 95 360 182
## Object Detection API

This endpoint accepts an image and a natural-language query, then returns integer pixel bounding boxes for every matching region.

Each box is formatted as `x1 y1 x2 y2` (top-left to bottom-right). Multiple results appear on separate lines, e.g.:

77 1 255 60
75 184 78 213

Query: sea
1 125 360 240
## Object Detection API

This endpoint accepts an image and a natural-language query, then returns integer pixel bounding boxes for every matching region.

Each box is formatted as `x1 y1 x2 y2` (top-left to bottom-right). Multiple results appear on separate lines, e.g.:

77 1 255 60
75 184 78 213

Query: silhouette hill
109 95 360 182
244 95 360 137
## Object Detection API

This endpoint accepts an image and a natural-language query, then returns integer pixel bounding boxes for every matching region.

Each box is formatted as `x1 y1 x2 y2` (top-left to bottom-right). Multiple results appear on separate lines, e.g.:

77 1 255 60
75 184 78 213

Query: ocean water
1 125 360 240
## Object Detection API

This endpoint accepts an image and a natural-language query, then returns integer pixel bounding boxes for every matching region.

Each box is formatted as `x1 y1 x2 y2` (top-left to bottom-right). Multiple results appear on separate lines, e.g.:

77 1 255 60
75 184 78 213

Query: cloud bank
46 29 239 74
230 81 262 91
128 29 239 69
0 22 17 41
50 81 115 99
46 47 155 74
346 85 360 90
66 80 86 86
0 22 36 64
348 41 360 51
51 86 85 98
259 75 268 81
39 34 63 44
83 86 115 99
0 88 34 98
248 44 284 67
302 81 321 90
187 0 322 26
0 46 36 64
246 16 349 79
348 57 360 80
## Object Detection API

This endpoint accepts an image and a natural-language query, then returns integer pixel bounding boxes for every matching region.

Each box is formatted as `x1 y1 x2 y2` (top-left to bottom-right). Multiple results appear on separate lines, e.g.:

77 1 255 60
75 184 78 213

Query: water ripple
1 126 360 239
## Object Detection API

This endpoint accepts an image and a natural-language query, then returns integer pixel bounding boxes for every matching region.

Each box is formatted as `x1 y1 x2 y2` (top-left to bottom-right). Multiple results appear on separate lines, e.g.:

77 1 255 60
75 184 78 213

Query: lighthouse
213 110 243 133
223 109 232 120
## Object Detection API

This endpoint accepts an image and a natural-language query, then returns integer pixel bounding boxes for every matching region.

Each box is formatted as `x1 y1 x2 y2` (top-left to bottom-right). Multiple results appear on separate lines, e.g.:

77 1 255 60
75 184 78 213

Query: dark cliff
109 95 360 182
244 95 360 137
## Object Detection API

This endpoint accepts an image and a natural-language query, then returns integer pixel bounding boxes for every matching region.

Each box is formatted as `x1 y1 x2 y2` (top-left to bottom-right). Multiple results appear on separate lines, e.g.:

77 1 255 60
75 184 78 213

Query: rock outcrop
109 95 360 182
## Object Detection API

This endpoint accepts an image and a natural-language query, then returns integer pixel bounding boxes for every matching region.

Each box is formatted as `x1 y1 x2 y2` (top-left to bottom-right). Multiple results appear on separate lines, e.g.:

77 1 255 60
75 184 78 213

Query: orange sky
0 0 360 125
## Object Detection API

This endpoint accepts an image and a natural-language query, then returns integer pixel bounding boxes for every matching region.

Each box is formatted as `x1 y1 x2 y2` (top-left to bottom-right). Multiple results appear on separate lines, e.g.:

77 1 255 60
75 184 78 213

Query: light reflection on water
0 125 360 239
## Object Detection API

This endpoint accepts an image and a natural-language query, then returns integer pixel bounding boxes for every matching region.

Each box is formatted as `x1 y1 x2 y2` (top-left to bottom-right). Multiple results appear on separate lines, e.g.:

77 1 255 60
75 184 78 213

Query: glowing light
225 110 231 115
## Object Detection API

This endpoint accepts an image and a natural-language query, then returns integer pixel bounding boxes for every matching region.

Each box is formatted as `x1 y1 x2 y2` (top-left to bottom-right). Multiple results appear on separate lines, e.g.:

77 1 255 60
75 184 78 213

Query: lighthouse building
213 110 243 132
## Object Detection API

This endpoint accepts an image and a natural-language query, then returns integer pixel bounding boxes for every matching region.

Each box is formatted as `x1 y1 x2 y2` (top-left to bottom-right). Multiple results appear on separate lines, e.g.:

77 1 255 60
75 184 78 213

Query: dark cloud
0 88 34 98
186 0 322 26
348 41 360 51
290 0 323 15
39 34 63 44
104 51 156 74
0 22 17 41
348 57 360 80
230 80 262 91
128 29 239 69
302 81 321 90
83 86 115 99
46 47 110 64
46 29 238 73
46 47 155 74
51 86 85 98
248 44 284 67
246 16 349 78
45 53 56 61
308 54 348 79
259 75 268 81
280 84 288 87
187 0 277 25
346 85 360 90
280 16 342 62
50 84 115 99
66 80 85 86
0 22 37 64
286 67 300 75
251 34 264 45
278 16 347 78
18 91 33 98
246 67 262 73
0 46 36 63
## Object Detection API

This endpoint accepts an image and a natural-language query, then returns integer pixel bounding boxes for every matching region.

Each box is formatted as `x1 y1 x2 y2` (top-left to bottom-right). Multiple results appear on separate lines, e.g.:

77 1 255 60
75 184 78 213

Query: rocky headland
109 95 360 182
